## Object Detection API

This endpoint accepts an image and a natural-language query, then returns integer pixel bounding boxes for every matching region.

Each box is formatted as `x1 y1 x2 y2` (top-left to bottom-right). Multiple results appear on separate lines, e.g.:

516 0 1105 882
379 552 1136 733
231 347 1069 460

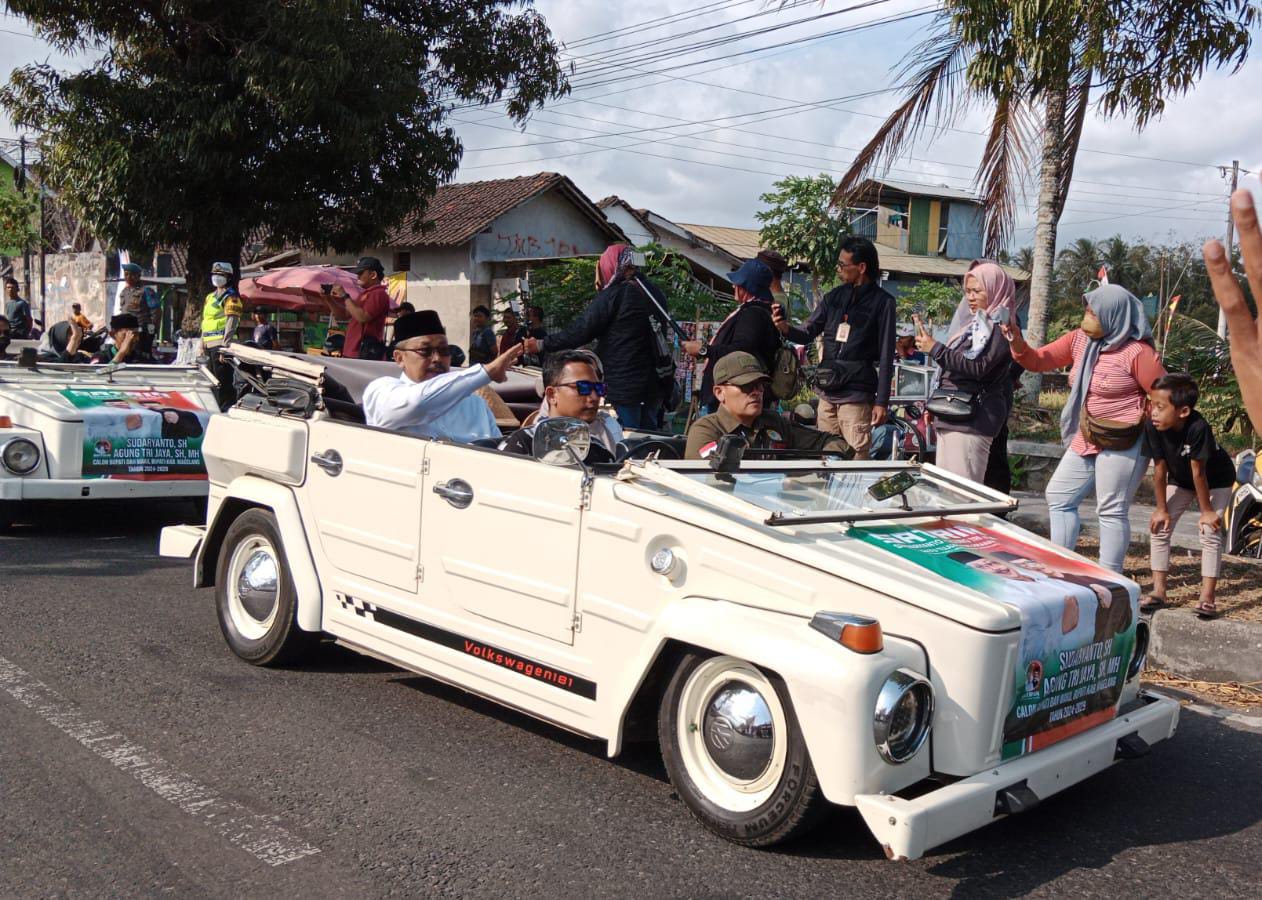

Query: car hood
611 464 1130 633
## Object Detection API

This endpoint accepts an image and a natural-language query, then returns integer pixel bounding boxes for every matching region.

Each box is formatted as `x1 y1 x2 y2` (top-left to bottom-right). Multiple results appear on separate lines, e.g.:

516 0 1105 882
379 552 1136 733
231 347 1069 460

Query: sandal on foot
1139 595 1167 612
1194 602 1220 620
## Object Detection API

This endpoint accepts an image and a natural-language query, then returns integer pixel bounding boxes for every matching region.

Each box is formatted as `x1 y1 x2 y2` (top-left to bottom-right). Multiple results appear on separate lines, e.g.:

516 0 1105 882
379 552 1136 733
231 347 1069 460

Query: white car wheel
659 651 827 846
215 508 315 666
225 534 281 641
676 656 788 813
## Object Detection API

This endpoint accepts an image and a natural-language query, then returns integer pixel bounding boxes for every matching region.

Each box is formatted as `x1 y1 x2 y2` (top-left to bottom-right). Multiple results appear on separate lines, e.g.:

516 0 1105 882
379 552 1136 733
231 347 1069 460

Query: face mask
212 274 228 288
1081 313 1105 339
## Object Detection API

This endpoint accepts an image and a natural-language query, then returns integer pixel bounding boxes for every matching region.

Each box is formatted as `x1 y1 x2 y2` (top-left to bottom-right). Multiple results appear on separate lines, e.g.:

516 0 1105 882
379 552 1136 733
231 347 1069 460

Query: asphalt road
3 505 1261 899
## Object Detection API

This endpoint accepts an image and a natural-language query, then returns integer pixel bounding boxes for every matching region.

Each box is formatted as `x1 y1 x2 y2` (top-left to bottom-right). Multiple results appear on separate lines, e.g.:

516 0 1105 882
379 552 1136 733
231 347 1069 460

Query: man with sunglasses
685 352 851 460
501 350 624 462
364 310 522 442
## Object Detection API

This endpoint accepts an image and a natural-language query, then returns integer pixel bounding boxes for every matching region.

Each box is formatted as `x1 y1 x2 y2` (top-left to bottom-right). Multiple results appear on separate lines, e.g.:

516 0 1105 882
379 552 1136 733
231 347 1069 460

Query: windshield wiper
764 499 1018 526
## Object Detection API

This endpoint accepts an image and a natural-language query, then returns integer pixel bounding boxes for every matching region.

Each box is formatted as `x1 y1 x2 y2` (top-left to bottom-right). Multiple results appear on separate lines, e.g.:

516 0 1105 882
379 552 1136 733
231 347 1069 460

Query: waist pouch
1080 411 1143 451
813 359 871 394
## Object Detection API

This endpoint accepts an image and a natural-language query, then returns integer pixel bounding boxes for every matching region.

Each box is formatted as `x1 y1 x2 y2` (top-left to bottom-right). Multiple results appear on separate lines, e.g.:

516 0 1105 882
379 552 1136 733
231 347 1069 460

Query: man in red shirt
329 257 390 359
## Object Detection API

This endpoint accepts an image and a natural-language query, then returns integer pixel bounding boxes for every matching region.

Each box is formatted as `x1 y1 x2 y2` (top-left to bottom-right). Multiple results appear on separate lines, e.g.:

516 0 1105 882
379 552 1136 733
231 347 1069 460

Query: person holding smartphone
327 257 390 360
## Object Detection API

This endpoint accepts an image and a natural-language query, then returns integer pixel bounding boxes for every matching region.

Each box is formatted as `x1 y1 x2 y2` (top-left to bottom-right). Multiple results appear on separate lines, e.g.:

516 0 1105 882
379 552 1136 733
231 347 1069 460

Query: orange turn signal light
0 416 11 428
809 612 883 654
840 621 884 654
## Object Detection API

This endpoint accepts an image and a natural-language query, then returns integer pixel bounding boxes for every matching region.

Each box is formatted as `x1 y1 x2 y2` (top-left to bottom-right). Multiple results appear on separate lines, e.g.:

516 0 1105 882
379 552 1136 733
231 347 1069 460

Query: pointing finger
1230 190 1262 335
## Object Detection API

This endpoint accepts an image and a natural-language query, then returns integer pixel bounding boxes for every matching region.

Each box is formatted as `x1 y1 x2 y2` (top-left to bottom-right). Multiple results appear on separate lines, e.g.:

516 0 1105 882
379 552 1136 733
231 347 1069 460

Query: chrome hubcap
226 536 280 641
702 681 775 781
237 549 278 622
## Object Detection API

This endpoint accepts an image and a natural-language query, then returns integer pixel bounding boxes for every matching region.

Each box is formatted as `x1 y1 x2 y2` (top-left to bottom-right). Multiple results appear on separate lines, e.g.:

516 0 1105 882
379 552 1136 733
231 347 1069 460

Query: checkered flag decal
338 594 377 620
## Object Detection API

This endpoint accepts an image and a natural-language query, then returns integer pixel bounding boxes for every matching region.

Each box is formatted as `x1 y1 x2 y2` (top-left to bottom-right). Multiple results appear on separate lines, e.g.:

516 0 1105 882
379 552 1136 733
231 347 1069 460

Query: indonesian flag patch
698 441 718 459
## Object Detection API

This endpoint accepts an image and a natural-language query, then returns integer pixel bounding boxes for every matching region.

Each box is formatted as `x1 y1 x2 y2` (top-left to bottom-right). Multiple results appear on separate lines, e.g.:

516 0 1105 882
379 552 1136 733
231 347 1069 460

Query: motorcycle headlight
874 668 934 764
1 438 40 475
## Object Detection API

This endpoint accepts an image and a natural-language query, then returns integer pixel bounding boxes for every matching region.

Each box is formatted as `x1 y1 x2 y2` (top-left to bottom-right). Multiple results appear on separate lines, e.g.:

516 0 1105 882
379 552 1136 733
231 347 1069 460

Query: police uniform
684 351 851 460
200 288 243 347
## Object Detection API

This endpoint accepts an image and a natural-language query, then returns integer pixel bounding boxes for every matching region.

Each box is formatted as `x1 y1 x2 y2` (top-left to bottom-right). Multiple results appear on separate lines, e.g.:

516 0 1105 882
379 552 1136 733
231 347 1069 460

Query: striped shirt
1013 329 1166 456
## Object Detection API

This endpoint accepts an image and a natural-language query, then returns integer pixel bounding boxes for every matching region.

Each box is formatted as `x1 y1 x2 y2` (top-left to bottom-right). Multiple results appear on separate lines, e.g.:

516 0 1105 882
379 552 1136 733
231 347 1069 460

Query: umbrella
237 278 318 312
252 265 362 300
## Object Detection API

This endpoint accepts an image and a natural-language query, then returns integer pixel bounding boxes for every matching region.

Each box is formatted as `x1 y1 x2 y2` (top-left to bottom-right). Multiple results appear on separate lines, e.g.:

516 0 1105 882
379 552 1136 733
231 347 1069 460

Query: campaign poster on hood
850 520 1137 760
60 388 211 480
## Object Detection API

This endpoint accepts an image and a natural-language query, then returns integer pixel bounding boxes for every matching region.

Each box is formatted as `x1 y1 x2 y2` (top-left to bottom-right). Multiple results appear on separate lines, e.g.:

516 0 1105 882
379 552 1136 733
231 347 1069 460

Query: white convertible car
0 357 217 527
160 346 1179 860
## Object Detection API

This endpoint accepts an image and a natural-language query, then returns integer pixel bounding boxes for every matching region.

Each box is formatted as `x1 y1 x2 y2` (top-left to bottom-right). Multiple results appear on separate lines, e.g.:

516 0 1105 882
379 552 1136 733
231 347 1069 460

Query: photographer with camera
325 257 390 360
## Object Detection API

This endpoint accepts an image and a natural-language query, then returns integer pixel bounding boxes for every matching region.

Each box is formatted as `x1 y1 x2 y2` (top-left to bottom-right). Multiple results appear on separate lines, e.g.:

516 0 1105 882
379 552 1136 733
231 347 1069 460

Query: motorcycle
1224 450 1262 559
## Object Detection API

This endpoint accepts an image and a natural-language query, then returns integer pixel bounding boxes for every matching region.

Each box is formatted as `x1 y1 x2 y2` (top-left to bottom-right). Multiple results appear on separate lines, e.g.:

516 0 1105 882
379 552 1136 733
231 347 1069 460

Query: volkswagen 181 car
160 345 1179 860
0 357 217 527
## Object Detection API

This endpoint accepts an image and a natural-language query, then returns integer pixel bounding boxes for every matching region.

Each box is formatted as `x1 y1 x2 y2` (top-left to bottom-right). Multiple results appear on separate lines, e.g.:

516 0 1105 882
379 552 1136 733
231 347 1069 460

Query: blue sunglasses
556 380 607 397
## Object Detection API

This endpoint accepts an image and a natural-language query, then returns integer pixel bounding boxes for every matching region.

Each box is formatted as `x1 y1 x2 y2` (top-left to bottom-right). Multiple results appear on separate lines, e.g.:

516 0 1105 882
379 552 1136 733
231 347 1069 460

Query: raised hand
1204 189 1262 433
1000 319 1027 353
912 314 935 353
484 340 525 383
771 303 790 336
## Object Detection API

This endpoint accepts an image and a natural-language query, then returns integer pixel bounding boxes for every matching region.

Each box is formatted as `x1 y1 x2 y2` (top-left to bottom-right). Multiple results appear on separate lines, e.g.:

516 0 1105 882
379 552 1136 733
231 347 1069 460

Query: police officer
685 352 851 459
200 261 243 407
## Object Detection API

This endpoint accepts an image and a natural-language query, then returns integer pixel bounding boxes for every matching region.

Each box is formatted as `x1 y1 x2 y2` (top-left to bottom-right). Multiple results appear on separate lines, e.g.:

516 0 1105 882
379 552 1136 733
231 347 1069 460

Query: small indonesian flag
698 441 718 459
1097 265 1109 284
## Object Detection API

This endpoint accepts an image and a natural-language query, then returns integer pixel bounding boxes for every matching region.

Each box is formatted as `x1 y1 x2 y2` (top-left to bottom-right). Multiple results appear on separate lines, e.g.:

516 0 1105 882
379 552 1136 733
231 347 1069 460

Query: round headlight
874 668 934 764
1 438 40 475
1126 620 1150 681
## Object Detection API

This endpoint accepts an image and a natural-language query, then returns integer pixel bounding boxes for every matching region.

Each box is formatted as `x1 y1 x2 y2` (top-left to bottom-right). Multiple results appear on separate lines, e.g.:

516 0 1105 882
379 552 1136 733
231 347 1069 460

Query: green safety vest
201 289 242 346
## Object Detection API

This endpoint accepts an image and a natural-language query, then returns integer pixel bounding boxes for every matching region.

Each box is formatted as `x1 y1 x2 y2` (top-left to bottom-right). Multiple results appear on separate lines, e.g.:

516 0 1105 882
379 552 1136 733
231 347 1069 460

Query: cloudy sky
4 1 1260 252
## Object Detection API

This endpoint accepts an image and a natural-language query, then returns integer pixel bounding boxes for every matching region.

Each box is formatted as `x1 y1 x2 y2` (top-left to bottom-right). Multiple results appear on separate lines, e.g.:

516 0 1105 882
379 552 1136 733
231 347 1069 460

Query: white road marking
0 655 320 867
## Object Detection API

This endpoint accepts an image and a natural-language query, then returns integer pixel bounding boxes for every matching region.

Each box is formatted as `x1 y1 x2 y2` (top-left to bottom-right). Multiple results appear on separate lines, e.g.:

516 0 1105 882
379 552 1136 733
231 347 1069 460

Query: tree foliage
0 185 39 255
525 244 730 328
755 174 848 300
894 279 961 324
1 1 568 289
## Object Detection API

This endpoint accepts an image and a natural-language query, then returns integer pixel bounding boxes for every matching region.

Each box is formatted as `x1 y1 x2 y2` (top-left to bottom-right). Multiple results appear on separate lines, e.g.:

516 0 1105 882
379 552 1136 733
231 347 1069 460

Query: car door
419 441 584 645
302 418 426 597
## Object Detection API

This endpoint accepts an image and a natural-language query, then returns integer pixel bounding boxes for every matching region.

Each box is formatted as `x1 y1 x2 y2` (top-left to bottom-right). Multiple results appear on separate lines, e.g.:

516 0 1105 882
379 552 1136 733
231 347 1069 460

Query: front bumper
0 477 208 501
855 690 1180 861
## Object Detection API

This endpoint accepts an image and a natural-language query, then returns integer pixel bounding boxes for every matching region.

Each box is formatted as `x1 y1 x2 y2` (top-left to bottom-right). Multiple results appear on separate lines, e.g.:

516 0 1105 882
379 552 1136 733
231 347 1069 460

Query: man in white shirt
364 310 523 442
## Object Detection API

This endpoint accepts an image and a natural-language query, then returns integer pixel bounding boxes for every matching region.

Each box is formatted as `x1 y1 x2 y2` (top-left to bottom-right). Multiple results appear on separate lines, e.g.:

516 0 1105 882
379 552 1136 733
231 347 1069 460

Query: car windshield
670 464 1010 524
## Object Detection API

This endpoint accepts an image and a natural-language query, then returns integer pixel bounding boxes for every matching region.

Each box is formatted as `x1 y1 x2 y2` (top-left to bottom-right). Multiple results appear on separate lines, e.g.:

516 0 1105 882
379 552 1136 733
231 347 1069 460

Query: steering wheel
618 439 682 462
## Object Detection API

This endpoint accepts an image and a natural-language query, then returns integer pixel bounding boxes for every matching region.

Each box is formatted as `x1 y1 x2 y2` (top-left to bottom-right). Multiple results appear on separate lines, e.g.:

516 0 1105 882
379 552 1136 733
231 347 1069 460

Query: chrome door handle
310 449 343 476
432 478 474 509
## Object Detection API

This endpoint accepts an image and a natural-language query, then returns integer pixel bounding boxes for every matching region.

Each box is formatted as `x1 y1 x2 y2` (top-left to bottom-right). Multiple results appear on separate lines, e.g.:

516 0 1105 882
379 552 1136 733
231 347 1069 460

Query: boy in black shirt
1141 373 1237 618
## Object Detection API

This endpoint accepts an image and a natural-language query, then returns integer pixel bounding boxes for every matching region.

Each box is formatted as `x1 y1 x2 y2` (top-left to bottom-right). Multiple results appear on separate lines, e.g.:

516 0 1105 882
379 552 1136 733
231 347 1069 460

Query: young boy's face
1149 388 1191 431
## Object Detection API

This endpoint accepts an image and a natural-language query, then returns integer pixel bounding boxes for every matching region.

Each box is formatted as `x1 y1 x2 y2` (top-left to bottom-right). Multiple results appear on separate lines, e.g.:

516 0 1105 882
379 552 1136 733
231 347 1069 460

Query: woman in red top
1003 284 1166 572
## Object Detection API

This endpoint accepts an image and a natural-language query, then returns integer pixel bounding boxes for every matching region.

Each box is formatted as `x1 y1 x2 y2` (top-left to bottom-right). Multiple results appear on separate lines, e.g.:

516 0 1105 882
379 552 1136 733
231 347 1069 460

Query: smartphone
320 283 333 295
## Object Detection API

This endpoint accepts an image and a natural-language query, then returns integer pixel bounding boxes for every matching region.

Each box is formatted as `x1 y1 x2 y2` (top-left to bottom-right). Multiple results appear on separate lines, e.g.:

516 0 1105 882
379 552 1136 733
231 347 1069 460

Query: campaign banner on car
59 388 212 480
850 520 1138 760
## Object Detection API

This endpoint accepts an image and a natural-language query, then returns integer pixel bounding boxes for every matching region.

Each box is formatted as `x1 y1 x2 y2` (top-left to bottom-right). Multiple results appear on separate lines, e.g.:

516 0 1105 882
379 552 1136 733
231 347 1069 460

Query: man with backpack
683 258 786 414
522 244 674 429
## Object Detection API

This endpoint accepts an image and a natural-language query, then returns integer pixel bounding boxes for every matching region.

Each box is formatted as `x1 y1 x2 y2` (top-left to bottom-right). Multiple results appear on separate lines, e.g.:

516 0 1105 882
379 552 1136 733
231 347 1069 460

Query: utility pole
38 184 46 328
19 135 31 307
1218 159 1239 339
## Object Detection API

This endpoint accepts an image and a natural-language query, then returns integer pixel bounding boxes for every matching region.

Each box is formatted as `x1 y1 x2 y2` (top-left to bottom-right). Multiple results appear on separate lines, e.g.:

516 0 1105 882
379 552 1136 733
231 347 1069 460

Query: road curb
1148 608 1262 684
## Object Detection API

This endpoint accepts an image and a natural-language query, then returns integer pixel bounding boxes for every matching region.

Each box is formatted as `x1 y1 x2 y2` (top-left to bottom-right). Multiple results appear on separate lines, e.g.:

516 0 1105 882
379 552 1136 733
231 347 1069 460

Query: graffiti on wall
494 232 580 258
11 252 110 326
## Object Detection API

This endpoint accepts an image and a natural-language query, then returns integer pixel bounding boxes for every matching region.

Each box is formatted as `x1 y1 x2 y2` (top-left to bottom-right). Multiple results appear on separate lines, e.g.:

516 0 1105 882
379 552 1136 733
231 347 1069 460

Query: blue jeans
614 400 663 430
1044 441 1147 573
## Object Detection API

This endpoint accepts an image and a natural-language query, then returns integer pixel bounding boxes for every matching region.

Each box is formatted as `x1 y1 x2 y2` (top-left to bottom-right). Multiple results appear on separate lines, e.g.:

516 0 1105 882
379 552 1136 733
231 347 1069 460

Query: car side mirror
532 417 592 467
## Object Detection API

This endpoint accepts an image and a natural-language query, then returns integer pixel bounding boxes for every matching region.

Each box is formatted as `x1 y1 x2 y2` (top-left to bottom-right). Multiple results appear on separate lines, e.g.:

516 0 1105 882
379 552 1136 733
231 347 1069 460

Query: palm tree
1056 237 1101 300
832 1 1257 395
